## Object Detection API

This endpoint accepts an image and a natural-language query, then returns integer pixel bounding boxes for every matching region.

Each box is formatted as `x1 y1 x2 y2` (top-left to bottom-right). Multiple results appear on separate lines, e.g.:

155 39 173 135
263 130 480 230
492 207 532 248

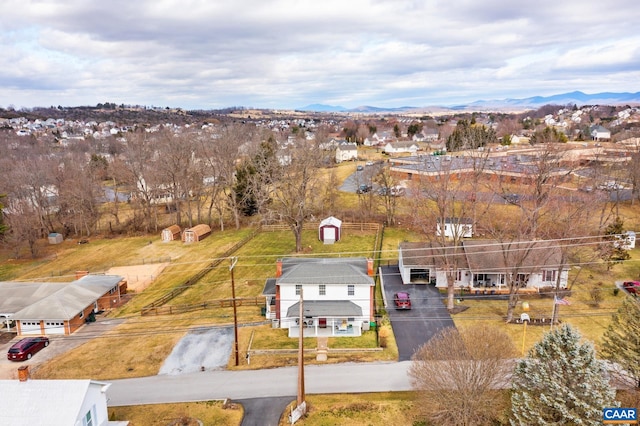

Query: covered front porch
285 300 365 338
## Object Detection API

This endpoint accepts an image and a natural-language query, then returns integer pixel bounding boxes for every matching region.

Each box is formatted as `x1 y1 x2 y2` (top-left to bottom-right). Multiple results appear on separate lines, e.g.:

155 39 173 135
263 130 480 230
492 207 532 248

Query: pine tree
510 324 616 425
601 298 640 388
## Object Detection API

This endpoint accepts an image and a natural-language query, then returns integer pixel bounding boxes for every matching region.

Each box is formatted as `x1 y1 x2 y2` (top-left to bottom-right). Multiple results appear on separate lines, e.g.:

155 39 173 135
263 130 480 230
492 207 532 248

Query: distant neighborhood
1 101 640 425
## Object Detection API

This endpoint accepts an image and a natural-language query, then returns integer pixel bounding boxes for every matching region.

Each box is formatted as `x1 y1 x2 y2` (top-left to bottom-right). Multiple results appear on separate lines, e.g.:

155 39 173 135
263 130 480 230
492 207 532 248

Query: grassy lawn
450 256 635 355
108 400 243 425
33 226 389 380
279 392 420 426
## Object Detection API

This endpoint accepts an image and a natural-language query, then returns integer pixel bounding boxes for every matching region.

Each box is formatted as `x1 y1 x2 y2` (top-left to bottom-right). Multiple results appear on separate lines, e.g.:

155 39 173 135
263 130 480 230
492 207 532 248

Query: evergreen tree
601 298 640 388
446 119 497 152
601 217 631 270
510 324 616 425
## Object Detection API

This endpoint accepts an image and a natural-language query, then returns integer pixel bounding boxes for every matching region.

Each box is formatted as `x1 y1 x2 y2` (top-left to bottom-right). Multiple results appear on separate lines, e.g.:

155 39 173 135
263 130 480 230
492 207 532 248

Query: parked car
357 184 372 194
365 161 375 166
622 281 640 295
356 165 364 171
503 193 521 204
7 336 50 361
393 292 412 309
378 186 405 196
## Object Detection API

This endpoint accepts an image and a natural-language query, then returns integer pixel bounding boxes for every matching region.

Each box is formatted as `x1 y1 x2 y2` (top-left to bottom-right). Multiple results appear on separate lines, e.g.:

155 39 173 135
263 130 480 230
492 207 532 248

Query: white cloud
0 0 638 109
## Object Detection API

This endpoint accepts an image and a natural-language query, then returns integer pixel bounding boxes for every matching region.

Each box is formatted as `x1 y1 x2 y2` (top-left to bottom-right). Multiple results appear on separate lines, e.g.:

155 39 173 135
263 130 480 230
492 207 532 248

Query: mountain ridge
297 91 640 113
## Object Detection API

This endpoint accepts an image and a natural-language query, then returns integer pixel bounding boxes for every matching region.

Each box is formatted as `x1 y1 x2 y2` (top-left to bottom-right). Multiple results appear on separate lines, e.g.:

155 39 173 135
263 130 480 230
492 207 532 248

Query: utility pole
297 287 305 406
230 256 239 366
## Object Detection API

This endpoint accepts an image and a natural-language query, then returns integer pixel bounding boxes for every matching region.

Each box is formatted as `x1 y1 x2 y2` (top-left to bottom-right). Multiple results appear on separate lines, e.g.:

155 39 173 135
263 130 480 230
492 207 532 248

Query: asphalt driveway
380 265 456 361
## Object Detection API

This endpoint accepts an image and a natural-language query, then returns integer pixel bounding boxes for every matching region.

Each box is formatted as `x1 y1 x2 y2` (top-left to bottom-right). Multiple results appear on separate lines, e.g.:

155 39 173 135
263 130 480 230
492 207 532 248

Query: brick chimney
276 259 283 278
367 258 374 277
18 365 29 382
75 270 89 280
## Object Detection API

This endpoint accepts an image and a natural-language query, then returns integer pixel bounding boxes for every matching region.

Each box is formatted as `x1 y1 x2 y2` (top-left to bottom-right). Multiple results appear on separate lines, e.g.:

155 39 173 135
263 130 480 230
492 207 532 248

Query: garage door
19 321 41 335
43 321 66 335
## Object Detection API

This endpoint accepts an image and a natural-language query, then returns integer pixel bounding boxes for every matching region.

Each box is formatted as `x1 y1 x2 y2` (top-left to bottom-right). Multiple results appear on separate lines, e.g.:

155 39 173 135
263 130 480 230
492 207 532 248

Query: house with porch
398 240 569 291
261 257 375 338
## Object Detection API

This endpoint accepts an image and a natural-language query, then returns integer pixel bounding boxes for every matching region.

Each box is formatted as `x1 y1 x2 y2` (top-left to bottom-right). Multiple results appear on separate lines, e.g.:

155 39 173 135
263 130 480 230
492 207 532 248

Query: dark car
7 336 50 361
393 292 412 309
622 281 640 295
357 184 372 194
356 165 364 171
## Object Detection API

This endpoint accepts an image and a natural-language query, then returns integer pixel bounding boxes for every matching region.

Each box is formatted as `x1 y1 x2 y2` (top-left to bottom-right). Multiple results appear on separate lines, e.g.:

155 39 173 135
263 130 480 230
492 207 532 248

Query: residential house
1 274 126 335
0 371 128 425
398 240 569 291
335 142 358 163
262 258 375 337
413 128 439 142
436 218 474 239
383 141 419 155
591 125 611 141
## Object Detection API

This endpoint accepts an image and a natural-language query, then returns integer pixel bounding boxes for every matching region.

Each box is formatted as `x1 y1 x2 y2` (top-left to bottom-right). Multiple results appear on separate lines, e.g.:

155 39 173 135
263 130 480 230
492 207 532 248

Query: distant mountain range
298 91 640 113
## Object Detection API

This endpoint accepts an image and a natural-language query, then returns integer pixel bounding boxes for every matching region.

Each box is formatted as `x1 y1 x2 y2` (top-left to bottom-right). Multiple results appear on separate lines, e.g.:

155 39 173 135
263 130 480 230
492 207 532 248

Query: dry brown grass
279 392 420 426
108 400 243 425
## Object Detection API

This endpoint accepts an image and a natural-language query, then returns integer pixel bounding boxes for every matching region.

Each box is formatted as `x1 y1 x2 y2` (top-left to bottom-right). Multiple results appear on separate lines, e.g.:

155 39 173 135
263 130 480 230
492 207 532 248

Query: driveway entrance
380 265 456 361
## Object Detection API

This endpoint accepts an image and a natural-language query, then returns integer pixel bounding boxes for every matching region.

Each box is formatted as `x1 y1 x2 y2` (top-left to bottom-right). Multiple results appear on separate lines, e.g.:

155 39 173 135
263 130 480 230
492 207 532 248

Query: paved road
106 361 413 406
381 266 456 361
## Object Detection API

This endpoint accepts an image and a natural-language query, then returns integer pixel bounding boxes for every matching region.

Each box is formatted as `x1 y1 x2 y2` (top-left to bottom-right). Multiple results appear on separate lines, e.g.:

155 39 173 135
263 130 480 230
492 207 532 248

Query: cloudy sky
1 0 639 110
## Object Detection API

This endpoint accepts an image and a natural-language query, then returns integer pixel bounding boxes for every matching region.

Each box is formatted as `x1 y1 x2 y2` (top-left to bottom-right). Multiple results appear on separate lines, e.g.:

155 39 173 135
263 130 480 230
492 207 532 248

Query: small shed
48 233 63 244
319 216 342 244
182 224 211 243
161 225 182 242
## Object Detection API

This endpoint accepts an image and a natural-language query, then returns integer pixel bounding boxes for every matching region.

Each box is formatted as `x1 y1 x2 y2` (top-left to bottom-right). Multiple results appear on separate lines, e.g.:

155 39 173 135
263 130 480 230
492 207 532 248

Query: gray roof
9 275 123 321
399 242 468 269
0 282 67 316
286 300 363 317
462 240 564 274
262 278 277 296
278 257 374 286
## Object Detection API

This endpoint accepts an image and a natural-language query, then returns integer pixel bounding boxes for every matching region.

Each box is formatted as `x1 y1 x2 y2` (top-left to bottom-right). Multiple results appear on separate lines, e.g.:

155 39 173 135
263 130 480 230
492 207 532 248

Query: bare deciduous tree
267 138 322 252
409 324 516 426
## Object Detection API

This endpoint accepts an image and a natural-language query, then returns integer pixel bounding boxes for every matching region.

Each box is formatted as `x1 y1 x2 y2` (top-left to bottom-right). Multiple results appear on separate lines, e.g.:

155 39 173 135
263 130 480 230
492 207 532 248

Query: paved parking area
380 265 455 361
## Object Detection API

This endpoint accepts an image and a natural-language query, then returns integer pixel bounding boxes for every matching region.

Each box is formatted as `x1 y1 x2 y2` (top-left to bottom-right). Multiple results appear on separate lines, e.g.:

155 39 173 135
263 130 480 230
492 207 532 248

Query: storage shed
161 225 182 242
48 233 63 244
182 224 211 243
319 216 342 244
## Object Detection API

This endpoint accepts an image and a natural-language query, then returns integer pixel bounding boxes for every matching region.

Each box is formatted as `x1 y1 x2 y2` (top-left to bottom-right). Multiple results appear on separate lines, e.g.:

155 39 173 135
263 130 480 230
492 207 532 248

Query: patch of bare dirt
106 263 168 292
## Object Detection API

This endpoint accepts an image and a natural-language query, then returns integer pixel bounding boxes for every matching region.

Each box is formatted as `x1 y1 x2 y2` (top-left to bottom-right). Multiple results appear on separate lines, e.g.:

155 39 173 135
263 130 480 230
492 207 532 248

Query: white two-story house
261 257 375 337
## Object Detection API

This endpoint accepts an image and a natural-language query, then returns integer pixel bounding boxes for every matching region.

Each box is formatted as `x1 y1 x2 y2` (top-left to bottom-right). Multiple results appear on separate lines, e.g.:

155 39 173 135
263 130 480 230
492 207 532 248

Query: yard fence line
248 347 383 356
139 222 383 316
141 296 263 316
261 222 380 232
140 227 261 315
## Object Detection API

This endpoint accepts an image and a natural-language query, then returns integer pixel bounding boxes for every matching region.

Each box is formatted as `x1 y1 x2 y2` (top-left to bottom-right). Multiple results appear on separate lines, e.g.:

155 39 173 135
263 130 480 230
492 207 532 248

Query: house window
79 311 84 319
83 409 94 426
543 270 556 282
456 270 462 281
319 284 326 296
295 284 301 295
347 285 354 296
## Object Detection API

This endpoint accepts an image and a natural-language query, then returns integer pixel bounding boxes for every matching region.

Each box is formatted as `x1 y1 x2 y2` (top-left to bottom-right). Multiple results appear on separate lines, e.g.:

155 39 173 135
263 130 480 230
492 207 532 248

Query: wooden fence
140 228 260 315
261 222 380 232
141 297 262 316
